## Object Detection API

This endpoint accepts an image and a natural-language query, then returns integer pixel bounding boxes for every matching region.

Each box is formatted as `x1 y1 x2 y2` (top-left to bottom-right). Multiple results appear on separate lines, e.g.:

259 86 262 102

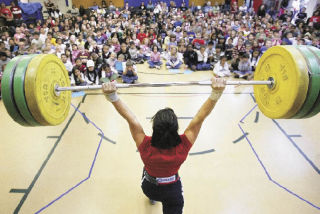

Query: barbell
1 45 320 126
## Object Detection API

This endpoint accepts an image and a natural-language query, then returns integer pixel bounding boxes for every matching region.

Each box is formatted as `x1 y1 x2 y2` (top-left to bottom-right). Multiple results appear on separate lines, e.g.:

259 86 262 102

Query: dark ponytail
151 108 181 149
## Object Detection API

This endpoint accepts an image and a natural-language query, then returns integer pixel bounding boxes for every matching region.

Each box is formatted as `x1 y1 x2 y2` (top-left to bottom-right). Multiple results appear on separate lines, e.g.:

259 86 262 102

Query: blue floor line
34 103 105 214
272 119 320 174
240 104 257 123
238 120 320 210
33 95 320 212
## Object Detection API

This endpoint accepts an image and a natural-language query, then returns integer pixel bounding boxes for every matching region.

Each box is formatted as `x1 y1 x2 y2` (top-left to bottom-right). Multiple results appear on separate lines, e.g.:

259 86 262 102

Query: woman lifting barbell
102 77 226 214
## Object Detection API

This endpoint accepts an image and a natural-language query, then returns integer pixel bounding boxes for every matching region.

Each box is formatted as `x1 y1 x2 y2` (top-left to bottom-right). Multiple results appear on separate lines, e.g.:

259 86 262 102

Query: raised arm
184 77 226 144
102 82 145 148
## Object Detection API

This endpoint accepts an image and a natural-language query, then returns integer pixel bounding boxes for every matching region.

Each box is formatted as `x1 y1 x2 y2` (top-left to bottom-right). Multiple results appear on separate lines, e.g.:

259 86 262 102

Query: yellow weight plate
253 46 309 119
25 54 71 126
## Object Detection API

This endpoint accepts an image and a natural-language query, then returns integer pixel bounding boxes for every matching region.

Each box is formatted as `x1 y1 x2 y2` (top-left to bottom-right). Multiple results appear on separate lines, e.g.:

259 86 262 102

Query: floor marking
82 113 90 124
272 119 319 174
233 132 249 144
238 104 320 210
34 103 105 214
288 135 302 138
12 101 82 214
46 136 60 139
254 112 259 123
250 93 256 103
240 104 258 123
98 133 116 144
10 189 28 193
189 149 215 156
81 94 87 103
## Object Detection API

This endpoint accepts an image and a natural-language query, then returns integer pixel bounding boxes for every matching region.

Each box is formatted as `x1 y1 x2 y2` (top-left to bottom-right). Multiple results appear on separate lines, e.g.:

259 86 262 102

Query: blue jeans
143 55 150 61
166 61 182 69
148 61 162 68
196 63 211 70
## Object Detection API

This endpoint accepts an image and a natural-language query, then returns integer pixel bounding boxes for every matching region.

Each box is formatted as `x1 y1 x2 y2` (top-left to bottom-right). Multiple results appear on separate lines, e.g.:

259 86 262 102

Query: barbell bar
55 80 274 93
1 45 320 127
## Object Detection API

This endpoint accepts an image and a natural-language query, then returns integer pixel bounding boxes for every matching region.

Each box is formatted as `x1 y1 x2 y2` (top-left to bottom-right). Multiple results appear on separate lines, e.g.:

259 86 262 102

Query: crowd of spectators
0 0 319 98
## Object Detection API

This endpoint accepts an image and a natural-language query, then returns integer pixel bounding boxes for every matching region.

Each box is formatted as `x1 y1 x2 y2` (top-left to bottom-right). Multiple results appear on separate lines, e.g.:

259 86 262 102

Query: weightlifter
102 76 226 214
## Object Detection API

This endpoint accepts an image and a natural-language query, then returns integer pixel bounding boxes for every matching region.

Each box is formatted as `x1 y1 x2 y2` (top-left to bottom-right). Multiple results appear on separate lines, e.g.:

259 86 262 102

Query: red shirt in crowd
10 6 22 19
192 38 205 46
310 16 320 23
137 32 147 42
138 134 192 178
1 7 13 18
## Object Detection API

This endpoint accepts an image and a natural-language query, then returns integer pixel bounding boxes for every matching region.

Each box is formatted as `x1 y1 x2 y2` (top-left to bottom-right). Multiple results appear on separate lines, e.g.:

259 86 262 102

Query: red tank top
138 134 192 177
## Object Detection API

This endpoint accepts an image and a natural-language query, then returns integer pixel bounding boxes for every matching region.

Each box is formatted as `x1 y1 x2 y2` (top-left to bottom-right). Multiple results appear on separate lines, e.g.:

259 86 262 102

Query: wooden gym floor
0 64 320 214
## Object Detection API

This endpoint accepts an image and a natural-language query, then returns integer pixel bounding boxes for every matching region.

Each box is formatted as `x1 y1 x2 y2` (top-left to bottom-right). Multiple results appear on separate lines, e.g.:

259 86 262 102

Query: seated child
140 38 151 61
250 49 261 72
110 37 120 53
122 61 138 83
85 60 99 85
192 33 205 50
99 63 118 83
107 52 117 69
73 57 87 74
166 46 183 69
70 67 87 86
225 38 234 60
183 44 198 71
212 44 225 64
153 35 163 52
206 41 215 64
260 39 272 54
233 53 253 79
148 46 162 69
135 46 146 64
196 45 211 70
213 56 231 77
164 34 178 52
129 42 141 64
115 54 126 75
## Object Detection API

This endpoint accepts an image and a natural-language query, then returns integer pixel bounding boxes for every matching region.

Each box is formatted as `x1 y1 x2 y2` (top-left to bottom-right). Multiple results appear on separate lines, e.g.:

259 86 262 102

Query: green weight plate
304 46 320 118
307 46 320 57
13 54 40 126
1 56 30 126
293 46 320 118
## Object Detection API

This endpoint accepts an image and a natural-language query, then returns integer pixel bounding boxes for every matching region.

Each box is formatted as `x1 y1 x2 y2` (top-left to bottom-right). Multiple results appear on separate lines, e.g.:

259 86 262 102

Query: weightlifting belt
143 169 179 185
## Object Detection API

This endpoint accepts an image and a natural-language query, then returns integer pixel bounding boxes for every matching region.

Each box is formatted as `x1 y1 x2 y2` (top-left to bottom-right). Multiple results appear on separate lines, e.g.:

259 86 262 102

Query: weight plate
304 46 320 118
253 45 309 119
293 46 320 118
13 54 41 126
24 54 71 126
1 56 30 126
